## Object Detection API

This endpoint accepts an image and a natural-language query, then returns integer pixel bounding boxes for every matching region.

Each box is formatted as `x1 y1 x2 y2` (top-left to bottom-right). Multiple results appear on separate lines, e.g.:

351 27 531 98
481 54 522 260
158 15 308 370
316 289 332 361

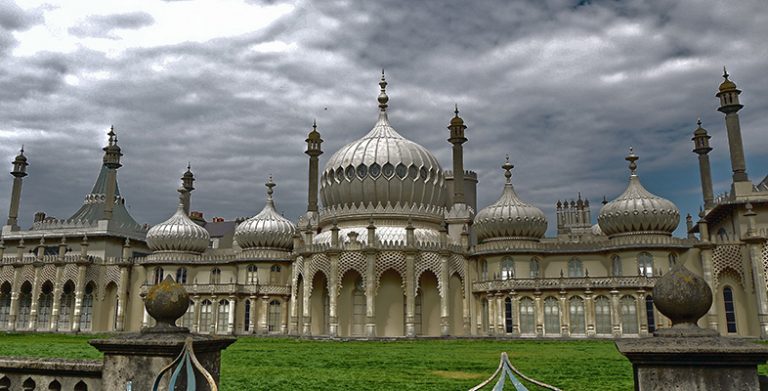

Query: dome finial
502 154 513 183
696 117 702 127
266 175 276 201
626 147 638 175
723 66 729 80
454 103 459 117
378 70 388 112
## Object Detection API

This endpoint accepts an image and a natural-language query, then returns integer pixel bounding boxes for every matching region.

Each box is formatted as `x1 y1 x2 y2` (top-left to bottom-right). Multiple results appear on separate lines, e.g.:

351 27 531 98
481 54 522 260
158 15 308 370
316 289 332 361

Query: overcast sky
0 0 766 236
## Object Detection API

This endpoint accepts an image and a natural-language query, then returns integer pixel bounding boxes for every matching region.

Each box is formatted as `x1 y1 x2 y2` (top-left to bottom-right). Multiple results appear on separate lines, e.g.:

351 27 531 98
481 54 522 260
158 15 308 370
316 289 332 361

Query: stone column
210 296 218 334
439 254 450 336
534 292 544 337
636 289 648 336
510 291 520 336
302 280 311 335
72 263 87 332
328 252 339 337
259 296 269 334
497 293 506 334
610 289 621 337
404 252 416 337
364 251 376 337
697 220 719 331
28 261 42 330
50 262 64 331
282 296 290 334
559 290 569 337
8 264 22 330
248 295 257 334
227 296 236 335
463 259 472 335
115 265 130 331
487 293 496 335
192 296 201 333
585 289 595 337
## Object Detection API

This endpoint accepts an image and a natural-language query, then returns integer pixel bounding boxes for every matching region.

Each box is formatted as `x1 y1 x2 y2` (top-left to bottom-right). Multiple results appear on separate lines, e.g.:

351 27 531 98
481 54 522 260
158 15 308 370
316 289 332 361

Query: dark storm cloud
0 0 767 236
69 12 155 39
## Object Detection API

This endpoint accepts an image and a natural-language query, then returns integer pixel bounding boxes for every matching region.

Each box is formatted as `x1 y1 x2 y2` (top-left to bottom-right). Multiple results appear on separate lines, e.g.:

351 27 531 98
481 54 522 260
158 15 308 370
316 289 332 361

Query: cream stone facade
0 71 766 339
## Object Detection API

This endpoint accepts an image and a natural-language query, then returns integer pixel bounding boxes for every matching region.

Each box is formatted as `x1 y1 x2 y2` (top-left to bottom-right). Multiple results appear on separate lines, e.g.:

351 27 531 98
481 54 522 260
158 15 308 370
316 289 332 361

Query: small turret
716 68 749 185
448 104 468 205
6 147 28 228
305 121 323 213
102 127 123 220
692 119 714 209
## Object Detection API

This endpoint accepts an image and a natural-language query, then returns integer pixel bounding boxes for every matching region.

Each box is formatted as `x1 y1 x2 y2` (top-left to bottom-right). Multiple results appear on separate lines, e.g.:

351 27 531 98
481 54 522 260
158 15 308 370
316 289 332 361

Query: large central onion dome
235 177 296 251
598 149 680 238
147 202 210 254
319 73 446 214
474 157 547 242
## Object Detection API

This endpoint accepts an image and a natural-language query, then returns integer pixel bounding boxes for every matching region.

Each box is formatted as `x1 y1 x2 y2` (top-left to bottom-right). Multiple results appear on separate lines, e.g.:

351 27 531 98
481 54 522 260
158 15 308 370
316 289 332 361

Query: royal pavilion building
0 70 766 339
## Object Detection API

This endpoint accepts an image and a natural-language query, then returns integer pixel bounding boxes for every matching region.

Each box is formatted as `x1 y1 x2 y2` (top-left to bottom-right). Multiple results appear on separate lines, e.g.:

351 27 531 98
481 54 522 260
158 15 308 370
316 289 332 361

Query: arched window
246 265 258 284
620 295 638 334
543 297 560 335
175 267 187 284
519 297 535 335
79 282 95 331
0 283 11 330
37 281 54 330
153 267 164 285
48 379 62 391
270 264 282 284
717 227 728 241
199 300 212 333
504 297 513 333
668 253 678 268
500 258 514 280
16 282 32 330
568 258 583 277
0 376 9 391
217 299 230 334
210 268 222 284
595 296 612 334
74 380 88 391
268 300 282 332
723 287 737 333
569 296 585 335
645 295 656 333
638 252 653 277
529 258 541 278
58 281 75 331
611 255 622 277
480 260 488 280
22 378 35 391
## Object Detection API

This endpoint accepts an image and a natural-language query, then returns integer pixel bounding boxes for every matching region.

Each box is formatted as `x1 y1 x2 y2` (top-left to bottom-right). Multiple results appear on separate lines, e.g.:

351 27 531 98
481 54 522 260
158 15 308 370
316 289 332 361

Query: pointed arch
375 269 404 337
104 281 119 331
16 281 32 330
310 271 330 335
48 379 62 391
0 282 11 330
36 280 54 330
417 270 440 336
58 280 75 331
79 281 96 331
338 269 365 337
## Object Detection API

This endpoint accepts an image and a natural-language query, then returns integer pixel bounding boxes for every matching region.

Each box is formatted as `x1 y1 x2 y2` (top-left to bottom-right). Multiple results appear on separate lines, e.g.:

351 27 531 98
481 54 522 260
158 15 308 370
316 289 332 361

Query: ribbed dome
474 158 547 242
147 204 210 253
597 149 680 238
319 74 446 212
235 178 296 251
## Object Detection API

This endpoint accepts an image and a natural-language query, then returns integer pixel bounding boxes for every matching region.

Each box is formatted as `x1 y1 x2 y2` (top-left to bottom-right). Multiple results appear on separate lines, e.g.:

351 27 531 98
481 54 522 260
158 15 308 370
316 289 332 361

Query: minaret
6 147 28 229
716 68 749 186
102 126 123 220
692 119 715 209
178 164 195 215
448 104 468 205
305 121 323 214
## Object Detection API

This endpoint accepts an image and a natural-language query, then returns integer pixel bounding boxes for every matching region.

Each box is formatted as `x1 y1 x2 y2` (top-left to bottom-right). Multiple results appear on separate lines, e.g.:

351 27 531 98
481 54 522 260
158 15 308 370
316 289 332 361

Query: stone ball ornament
652 263 718 337
143 275 190 333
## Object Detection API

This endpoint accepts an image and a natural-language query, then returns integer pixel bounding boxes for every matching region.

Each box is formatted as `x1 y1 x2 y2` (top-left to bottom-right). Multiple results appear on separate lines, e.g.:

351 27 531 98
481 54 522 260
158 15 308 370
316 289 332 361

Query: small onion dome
450 104 465 127
718 67 737 92
597 148 680 238
147 203 210 253
474 157 547 242
235 177 296 250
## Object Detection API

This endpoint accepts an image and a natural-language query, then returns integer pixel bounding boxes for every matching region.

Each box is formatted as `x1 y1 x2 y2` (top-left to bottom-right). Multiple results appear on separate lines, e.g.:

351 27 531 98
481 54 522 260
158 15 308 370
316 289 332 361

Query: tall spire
305 120 323 214
448 104 468 205
378 69 388 112
692 118 714 209
102 126 123 220
6 146 29 229
716 68 749 186
178 164 195 215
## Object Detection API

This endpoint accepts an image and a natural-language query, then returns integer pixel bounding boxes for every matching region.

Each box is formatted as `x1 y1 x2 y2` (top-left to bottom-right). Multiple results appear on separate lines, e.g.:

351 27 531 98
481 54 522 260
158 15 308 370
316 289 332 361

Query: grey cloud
69 12 155 39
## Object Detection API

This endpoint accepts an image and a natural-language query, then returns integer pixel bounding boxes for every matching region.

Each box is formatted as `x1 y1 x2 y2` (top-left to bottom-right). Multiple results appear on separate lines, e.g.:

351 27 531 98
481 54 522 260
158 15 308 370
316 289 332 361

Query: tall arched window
243 299 251 332
529 258 541 278
152 267 164 285
568 258 583 277
36 282 54 330
569 296 585 335
217 299 230 334
79 282 95 331
175 267 187 284
0 283 11 330
611 255 622 277
638 252 653 276
504 297 513 333
723 287 737 333
480 260 488 280
16 282 32 330
48 380 61 391
182 300 195 329
246 265 258 284
519 297 535 335
270 265 282 284
210 268 222 284
268 300 282 332
620 295 638 334
58 281 75 331
500 258 514 280
199 300 212 333
668 253 678 268
595 295 612 334
543 296 560 335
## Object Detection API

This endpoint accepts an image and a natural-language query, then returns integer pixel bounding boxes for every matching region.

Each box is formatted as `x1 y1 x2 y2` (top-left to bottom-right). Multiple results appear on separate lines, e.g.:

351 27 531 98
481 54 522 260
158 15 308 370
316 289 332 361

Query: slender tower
6 147 28 229
448 104 468 205
305 120 323 214
102 126 123 220
692 119 715 209
178 164 195 215
716 68 749 186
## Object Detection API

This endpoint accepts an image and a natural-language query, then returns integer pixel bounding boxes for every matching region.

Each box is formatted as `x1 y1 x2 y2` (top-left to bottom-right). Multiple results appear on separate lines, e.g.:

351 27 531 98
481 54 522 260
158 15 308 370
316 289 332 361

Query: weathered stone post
616 263 768 391
90 276 235 390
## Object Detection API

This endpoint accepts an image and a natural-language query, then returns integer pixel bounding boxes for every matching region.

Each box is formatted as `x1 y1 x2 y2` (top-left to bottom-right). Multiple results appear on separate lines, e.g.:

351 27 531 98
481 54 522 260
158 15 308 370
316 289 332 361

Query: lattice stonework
21 265 33 282
713 244 745 288
305 253 330 297
291 256 304 299
375 251 406 290
415 252 442 296
105 265 120 286
761 244 768 289
63 264 78 283
448 254 466 297
40 264 56 284
0 266 13 284
339 251 366 286
85 266 101 298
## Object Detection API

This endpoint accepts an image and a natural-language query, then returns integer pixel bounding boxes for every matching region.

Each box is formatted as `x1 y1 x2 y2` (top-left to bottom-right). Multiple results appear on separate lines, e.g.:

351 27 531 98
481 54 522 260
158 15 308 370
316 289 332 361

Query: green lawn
0 334 639 390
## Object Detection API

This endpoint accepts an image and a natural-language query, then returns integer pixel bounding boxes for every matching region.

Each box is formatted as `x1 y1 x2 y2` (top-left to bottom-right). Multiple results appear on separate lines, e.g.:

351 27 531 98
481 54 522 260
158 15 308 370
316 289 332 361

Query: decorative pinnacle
723 66 729 80
697 117 702 127
378 70 388 112
454 103 459 117
265 175 276 199
626 147 638 175
502 155 514 183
